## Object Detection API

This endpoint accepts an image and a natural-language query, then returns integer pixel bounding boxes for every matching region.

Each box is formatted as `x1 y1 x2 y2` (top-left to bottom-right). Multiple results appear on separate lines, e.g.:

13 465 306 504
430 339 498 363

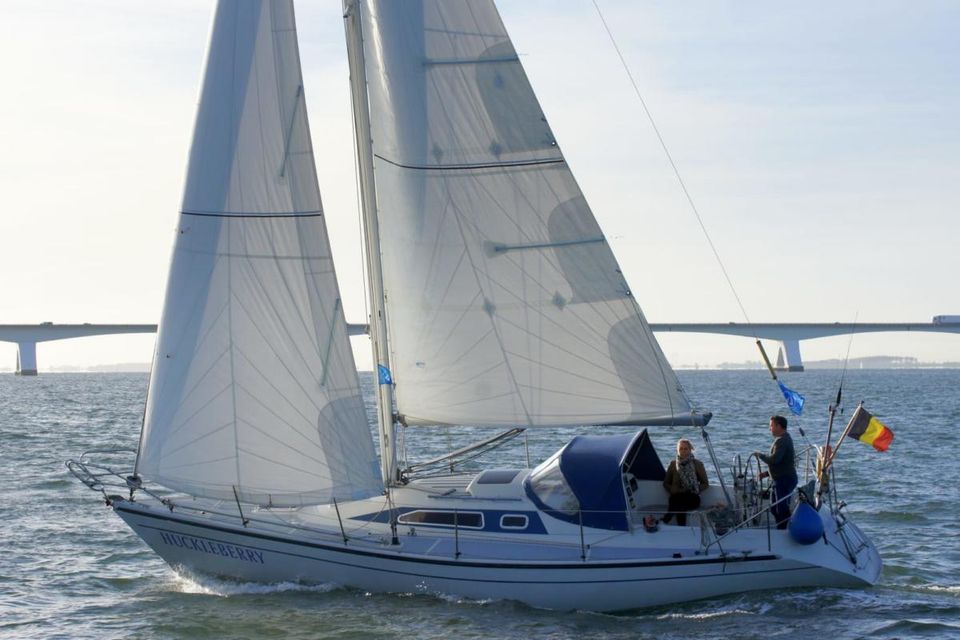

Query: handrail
67 450 835 563
66 449 137 494
703 486 799 552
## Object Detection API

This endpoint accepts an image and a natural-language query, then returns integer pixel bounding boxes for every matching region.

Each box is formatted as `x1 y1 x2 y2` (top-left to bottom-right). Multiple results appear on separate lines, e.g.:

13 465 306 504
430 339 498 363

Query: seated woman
662 438 709 526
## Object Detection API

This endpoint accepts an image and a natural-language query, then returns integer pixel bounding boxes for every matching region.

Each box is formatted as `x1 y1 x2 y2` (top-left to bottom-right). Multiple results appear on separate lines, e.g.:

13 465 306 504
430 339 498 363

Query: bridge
0 322 369 375
2 320 959 374
649 322 960 371
0 324 158 375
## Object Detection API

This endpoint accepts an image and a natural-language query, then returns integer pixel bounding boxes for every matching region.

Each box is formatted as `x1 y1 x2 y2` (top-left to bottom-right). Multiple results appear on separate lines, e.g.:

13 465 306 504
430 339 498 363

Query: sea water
1 369 958 639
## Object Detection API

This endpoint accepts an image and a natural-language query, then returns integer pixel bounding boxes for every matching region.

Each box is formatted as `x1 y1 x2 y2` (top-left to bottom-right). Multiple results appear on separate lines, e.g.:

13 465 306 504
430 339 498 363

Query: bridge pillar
779 339 804 372
16 342 38 376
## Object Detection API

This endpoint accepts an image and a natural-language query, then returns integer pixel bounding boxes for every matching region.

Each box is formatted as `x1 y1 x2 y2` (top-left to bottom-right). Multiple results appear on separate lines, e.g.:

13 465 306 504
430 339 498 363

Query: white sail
136 0 382 506
355 0 695 427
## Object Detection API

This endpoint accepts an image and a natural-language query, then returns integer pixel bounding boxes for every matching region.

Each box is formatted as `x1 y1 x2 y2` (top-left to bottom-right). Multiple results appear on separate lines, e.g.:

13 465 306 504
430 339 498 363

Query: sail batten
136 0 382 506
357 0 693 428
373 154 565 171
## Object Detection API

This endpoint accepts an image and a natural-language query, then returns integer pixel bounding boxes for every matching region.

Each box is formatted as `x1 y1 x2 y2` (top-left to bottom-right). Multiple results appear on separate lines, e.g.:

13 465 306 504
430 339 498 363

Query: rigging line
836 311 859 408
590 1 754 330
132 345 158 477
342 494 390 536
223 220 242 489
818 312 861 463
227 14 244 495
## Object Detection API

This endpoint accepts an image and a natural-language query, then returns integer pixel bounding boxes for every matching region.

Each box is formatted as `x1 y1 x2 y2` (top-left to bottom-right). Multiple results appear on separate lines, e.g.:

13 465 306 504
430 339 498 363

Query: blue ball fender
788 502 824 545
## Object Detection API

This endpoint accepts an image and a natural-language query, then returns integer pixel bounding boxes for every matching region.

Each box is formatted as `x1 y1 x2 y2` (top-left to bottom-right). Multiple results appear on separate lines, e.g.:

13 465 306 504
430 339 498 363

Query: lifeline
158 531 265 564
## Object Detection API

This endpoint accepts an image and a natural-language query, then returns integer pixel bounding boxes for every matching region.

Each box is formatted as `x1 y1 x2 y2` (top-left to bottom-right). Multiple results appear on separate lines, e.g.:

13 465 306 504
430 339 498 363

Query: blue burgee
377 364 393 385
778 381 805 415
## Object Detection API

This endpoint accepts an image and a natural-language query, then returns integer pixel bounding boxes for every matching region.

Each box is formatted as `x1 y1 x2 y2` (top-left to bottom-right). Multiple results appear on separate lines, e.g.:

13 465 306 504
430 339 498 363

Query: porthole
500 514 529 529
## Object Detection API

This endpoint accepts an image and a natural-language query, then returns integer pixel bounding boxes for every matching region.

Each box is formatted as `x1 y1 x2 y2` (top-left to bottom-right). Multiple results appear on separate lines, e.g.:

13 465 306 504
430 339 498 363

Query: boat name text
158 531 264 564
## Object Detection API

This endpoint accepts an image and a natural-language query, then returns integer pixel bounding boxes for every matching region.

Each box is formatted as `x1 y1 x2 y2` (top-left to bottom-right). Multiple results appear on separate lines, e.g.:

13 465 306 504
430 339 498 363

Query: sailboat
68 0 881 611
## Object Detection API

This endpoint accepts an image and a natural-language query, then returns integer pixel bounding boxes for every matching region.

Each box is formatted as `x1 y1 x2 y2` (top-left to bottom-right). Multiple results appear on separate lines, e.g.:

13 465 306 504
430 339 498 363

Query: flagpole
820 388 841 475
816 402 839 507
819 315 860 498
822 401 863 475
756 340 778 380
827 402 863 465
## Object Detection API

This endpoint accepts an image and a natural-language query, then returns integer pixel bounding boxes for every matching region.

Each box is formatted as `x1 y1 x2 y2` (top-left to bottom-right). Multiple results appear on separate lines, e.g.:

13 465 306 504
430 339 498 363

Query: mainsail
136 0 382 506
354 0 695 427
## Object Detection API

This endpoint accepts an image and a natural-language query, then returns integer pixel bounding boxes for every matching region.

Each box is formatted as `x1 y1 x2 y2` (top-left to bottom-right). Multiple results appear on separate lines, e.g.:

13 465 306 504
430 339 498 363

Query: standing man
755 415 797 530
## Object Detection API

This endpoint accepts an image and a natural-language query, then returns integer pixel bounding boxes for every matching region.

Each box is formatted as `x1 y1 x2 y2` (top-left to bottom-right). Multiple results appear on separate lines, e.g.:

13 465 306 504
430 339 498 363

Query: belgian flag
845 405 894 452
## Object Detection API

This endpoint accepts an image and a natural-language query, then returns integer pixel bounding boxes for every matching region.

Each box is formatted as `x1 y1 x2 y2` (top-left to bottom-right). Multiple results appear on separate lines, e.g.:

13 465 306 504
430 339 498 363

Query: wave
926 585 960 595
870 510 932 524
903 584 960 598
169 572 339 597
866 619 960 637
655 607 762 621
574 594 774 620
433 591 496 607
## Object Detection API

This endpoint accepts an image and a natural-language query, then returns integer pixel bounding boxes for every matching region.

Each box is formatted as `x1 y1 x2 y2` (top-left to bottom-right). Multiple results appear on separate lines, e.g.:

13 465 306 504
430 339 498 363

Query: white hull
114 496 880 611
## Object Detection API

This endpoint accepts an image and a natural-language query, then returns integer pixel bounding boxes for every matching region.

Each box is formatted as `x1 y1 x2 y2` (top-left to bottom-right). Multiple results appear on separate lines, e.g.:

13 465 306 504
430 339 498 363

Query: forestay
356 0 696 427
136 0 382 506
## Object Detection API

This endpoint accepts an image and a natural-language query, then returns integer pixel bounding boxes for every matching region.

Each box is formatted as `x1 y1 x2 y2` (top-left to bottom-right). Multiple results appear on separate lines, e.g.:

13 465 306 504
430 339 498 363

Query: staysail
136 0 382 506
354 0 697 427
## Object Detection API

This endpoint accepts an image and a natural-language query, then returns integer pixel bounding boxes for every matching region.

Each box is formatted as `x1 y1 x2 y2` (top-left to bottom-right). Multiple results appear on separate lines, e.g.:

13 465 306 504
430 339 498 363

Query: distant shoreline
679 355 960 370
2 355 959 374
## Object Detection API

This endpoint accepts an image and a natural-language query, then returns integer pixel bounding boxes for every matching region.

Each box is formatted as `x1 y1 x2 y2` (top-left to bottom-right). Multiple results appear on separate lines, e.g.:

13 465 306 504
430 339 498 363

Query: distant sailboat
69 0 881 611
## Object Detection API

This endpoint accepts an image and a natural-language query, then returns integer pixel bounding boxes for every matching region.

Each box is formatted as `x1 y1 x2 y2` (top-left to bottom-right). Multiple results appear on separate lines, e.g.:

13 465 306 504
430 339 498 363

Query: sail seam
464 172 621 348
279 85 303 178
464 170 676 421
443 188 534 427
231 389 320 454
409 201 465 351
154 301 232 430
181 209 323 218
374 154 564 172
231 346 323 423
161 417 234 459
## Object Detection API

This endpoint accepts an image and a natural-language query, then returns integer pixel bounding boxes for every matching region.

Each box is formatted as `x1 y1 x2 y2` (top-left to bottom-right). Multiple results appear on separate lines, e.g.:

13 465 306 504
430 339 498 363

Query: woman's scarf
677 455 700 494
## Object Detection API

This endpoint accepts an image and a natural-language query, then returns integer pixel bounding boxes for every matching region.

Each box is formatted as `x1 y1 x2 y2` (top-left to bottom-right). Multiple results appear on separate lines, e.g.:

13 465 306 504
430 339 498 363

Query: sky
1 0 958 371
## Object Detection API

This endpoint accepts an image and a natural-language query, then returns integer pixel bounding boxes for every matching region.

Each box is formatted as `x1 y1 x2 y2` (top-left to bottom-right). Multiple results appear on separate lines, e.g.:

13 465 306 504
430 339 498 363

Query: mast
343 0 398 487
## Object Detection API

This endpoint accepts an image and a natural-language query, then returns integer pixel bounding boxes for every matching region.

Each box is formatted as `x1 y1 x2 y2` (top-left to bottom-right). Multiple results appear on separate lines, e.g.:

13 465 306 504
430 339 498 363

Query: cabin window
527 453 579 515
397 510 483 529
500 514 528 529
